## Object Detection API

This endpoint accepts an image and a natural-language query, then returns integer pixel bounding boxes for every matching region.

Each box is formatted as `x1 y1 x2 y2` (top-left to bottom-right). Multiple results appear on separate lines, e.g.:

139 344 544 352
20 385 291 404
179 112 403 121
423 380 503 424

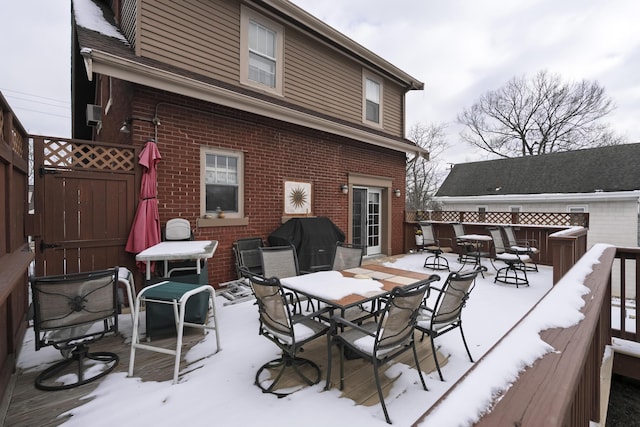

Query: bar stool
128 280 221 384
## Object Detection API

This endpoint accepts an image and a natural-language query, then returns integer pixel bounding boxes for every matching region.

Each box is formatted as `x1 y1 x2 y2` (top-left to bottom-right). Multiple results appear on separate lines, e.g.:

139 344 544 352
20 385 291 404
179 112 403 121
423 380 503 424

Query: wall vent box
86 104 102 126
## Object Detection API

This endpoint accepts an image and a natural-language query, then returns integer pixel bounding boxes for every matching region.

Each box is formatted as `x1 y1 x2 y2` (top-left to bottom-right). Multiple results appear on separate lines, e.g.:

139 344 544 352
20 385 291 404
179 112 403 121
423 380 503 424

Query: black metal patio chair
30 268 120 391
415 266 484 381
243 270 330 397
326 278 435 424
420 222 453 271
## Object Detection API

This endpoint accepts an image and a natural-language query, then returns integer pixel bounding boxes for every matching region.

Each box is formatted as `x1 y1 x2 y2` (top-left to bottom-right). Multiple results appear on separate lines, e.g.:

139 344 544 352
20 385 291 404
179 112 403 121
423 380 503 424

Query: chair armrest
297 305 332 322
330 315 376 337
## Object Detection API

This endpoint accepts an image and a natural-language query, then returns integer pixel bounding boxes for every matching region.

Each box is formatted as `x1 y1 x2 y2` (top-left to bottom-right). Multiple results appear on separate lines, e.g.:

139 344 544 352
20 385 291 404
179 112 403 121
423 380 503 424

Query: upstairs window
365 79 380 122
241 6 283 95
201 148 244 218
249 21 276 87
362 71 383 126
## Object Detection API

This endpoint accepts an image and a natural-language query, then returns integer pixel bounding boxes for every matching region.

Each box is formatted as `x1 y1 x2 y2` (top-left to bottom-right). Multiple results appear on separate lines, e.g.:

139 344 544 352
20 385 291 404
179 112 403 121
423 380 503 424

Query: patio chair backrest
375 280 431 354
164 218 192 241
233 237 264 278
31 268 119 350
488 227 508 254
451 222 466 238
420 222 437 246
246 273 293 338
502 226 519 247
431 269 480 326
331 242 364 271
260 245 300 278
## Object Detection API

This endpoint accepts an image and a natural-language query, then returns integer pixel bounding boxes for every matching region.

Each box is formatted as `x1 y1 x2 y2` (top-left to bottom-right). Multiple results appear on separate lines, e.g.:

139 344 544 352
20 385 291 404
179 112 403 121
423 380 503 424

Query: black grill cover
268 217 345 272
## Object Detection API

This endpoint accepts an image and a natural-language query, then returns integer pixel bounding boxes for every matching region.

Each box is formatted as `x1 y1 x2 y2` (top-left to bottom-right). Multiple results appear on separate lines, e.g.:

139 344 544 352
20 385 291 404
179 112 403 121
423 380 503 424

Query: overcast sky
1 0 638 166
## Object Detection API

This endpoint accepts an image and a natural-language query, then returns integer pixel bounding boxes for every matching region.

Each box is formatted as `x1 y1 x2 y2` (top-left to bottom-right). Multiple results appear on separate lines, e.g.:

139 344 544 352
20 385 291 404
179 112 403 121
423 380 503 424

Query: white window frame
200 147 244 219
362 70 383 127
240 6 284 96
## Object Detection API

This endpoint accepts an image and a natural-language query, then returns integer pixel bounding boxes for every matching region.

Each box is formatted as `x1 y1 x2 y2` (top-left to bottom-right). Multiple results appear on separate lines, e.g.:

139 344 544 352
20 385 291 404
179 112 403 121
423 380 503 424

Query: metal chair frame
415 267 484 381
244 270 330 397
420 222 453 271
30 268 120 391
326 278 435 424
488 227 530 287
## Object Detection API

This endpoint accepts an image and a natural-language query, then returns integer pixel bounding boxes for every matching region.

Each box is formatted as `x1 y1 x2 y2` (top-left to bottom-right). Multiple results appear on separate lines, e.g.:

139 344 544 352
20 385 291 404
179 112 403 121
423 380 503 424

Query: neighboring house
70 0 425 284
434 143 640 249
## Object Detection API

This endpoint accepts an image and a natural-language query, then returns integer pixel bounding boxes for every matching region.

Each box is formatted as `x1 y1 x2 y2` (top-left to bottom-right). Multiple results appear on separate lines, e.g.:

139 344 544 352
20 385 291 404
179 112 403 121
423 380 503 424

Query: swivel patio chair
487 227 530 287
420 222 453 271
502 225 539 272
30 268 120 391
244 270 330 397
415 266 484 381
326 278 434 424
260 245 309 312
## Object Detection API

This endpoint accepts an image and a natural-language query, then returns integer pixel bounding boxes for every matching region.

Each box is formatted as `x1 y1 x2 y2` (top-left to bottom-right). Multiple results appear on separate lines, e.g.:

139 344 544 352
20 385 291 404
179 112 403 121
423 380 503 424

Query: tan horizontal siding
383 84 404 135
136 0 406 137
285 31 361 120
139 0 240 85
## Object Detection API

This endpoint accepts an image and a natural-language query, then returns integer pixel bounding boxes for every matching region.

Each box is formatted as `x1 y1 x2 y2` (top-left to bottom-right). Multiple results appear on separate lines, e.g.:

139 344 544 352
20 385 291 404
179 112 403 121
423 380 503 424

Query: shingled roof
436 143 640 197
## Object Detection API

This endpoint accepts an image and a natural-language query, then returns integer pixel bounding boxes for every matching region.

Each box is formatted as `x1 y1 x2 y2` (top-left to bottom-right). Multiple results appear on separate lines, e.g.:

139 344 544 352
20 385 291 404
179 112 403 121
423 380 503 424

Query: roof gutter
433 190 640 204
80 48 426 156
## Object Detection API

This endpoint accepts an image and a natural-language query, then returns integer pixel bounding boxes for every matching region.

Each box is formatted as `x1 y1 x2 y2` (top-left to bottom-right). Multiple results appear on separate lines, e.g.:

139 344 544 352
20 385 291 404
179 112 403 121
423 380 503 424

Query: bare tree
457 70 625 158
406 122 449 210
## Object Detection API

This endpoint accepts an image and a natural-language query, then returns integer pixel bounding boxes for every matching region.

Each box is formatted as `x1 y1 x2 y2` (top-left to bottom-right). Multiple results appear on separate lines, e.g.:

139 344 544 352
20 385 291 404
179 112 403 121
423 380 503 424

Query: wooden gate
32 137 138 276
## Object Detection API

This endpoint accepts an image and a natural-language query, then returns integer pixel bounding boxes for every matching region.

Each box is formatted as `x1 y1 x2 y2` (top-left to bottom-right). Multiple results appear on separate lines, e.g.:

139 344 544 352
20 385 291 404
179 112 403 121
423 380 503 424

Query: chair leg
373 359 392 424
255 354 321 397
412 341 428 391
459 324 474 363
325 334 333 391
35 344 118 391
424 254 450 271
430 335 445 381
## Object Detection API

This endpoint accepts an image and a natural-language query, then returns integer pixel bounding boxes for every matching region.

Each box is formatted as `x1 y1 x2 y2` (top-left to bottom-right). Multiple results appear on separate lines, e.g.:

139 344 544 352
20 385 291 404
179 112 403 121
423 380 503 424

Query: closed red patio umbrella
126 139 162 271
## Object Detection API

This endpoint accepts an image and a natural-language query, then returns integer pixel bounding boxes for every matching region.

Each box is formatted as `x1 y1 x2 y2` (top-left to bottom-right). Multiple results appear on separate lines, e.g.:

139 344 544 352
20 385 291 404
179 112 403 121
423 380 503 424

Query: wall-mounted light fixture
394 188 401 197
341 184 349 194
119 116 161 133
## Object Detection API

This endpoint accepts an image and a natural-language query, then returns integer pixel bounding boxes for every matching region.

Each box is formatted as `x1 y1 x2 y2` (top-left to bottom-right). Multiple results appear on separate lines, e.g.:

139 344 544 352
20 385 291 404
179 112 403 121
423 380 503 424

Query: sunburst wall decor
284 181 312 215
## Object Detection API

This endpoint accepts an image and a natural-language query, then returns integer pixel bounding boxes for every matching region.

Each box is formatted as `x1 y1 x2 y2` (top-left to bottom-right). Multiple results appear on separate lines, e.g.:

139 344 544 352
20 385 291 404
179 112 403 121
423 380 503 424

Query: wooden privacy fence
0 92 33 405
31 136 138 278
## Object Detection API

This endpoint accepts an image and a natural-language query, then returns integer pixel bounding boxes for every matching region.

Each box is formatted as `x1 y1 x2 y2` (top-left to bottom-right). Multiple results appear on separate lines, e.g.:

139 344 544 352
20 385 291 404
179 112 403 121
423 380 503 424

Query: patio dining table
457 234 492 274
279 264 436 320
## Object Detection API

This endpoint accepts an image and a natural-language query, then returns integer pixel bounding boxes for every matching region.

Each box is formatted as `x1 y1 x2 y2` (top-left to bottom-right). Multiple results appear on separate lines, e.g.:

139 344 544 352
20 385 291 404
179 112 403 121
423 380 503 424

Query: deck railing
414 225 640 426
404 215 583 266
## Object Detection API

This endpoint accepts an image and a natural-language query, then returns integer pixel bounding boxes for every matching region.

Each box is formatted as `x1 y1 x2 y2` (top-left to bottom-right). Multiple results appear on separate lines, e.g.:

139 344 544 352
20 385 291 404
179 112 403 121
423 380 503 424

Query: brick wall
127 88 407 285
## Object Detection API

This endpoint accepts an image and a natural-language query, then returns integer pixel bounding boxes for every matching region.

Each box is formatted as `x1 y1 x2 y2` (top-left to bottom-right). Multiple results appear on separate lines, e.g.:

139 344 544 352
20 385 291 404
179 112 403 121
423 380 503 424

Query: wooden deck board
3 322 446 426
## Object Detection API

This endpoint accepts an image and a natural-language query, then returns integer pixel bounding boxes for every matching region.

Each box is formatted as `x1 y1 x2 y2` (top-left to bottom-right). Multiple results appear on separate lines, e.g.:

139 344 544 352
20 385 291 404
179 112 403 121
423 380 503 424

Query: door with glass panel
352 187 382 256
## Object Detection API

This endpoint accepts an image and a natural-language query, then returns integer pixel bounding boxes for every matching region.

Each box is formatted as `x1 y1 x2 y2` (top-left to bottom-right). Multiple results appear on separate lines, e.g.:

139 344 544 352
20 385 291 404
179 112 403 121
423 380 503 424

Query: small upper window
240 6 283 95
363 71 383 126
249 21 276 87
